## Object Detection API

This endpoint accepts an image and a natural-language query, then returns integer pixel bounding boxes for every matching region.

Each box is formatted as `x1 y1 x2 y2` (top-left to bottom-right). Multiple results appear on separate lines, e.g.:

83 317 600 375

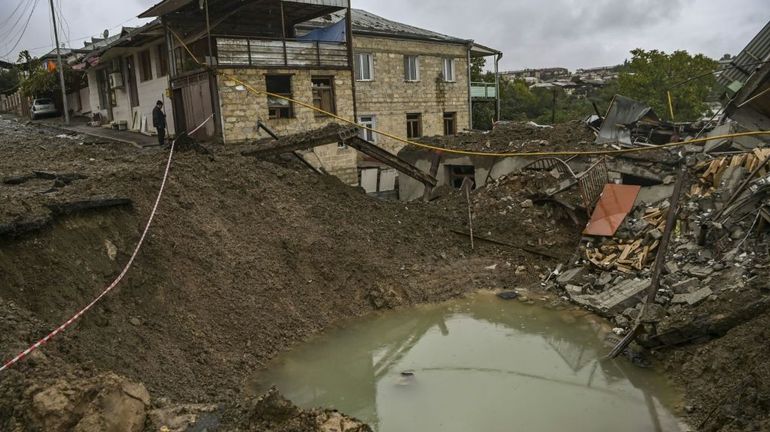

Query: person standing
152 100 167 146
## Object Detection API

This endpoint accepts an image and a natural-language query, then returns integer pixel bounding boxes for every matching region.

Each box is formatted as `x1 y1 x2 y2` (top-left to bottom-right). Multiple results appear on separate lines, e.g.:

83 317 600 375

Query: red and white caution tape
0 115 213 374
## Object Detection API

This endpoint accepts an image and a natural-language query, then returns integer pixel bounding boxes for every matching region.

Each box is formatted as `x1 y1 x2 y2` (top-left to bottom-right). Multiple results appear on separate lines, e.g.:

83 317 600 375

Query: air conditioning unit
109 72 123 89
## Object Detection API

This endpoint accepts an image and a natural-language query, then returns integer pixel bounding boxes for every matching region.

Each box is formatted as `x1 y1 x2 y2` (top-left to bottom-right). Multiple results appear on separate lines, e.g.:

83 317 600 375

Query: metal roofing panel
717 21 770 89
583 184 641 236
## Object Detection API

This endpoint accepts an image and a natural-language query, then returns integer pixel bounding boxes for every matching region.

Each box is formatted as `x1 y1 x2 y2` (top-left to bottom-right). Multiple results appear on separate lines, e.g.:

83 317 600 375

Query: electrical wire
0 0 28 29
0 0 40 60
18 16 148 57
0 0 35 42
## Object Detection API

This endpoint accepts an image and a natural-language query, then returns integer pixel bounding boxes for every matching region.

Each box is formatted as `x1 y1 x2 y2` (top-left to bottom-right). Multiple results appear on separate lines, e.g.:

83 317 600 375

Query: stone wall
352 35 471 154
218 68 358 184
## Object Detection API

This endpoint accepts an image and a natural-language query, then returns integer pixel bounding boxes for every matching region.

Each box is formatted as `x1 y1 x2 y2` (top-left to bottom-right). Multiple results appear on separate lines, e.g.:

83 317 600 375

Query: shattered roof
717 20 770 92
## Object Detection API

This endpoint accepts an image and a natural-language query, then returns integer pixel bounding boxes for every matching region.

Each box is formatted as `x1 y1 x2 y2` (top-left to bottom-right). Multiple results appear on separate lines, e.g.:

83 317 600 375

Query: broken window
406 113 422 138
447 165 475 189
358 115 376 143
404 55 420 81
354 53 374 81
138 50 153 82
266 75 293 119
443 112 457 135
156 44 168 77
311 76 336 116
442 58 455 82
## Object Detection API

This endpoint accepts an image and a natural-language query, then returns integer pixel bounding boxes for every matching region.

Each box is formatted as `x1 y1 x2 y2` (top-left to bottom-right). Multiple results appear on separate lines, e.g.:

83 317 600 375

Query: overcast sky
1 0 768 70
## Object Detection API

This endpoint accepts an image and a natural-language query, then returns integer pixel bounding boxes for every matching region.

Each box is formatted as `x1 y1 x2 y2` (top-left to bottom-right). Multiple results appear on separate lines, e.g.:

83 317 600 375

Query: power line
18 16 148 57
0 0 41 60
0 0 28 29
0 0 35 42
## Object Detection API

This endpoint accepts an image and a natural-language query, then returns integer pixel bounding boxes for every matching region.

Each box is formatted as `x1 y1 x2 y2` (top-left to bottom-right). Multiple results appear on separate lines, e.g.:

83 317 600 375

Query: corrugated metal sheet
717 21 770 90
595 95 659 146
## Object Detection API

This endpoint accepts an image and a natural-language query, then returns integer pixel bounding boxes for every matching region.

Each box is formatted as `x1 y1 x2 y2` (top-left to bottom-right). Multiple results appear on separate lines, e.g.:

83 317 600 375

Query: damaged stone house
64 0 500 192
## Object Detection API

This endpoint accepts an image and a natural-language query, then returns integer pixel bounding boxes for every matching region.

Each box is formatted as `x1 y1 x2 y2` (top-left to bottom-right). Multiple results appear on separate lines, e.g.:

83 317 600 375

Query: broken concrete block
647 229 663 241
641 303 666 323
596 272 613 287
556 267 585 286
684 264 714 279
565 284 583 297
569 278 650 316
671 277 699 294
614 315 630 327
664 262 680 275
623 307 640 321
717 166 747 202
671 287 713 306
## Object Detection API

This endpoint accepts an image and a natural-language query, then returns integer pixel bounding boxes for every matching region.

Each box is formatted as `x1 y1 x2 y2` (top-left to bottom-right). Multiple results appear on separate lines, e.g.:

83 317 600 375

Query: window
311 76 336 116
447 165 475 189
404 55 420 81
354 53 374 81
358 115 376 143
442 58 455 82
138 50 153 82
266 75 293 119
406 113 422 138
156 44 168 77
443 112 457 135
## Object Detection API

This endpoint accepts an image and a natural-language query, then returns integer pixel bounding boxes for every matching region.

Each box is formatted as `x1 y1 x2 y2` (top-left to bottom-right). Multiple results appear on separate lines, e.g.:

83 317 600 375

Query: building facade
71 1 500 193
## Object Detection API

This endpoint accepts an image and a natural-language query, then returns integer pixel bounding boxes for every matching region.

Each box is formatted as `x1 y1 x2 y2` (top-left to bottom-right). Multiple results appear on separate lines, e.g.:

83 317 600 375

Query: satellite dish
103 29 109 38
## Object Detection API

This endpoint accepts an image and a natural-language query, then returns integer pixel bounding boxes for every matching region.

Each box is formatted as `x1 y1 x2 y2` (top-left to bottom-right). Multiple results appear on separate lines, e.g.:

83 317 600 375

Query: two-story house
84 0 501 192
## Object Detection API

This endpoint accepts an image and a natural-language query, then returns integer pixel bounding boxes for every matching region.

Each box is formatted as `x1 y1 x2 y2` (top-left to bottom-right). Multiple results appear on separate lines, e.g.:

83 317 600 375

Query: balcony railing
471 82 497 99
216 37 349 68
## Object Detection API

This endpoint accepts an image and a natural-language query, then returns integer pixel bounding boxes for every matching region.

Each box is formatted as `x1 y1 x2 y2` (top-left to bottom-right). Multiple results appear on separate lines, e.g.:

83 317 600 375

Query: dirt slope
0 117 567 430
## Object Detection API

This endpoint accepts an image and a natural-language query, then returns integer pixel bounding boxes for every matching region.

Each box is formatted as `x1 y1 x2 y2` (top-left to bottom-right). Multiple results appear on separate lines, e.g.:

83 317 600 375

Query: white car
30 98 58 120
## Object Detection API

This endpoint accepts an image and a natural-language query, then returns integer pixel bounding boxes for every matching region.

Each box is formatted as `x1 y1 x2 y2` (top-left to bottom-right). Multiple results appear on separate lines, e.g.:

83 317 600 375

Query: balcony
471 82 497 99
216 37 349 68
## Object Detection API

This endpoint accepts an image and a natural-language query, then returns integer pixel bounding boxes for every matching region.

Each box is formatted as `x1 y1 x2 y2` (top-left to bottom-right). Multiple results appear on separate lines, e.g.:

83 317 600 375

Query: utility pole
49 0 70 125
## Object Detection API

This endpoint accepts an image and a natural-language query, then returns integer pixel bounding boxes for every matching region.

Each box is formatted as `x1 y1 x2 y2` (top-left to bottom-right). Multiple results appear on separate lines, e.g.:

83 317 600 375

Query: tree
470 57 486 82
0 68 20 95
617 49 717 121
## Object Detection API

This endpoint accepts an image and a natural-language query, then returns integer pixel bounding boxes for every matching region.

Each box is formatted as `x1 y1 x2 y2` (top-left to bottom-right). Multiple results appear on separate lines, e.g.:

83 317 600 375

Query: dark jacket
152 106 166 129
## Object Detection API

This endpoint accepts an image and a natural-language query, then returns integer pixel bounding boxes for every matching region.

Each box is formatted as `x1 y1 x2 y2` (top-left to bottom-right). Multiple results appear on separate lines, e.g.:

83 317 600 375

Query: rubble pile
548 151 770 345
418 120 596 153
466 171 583 256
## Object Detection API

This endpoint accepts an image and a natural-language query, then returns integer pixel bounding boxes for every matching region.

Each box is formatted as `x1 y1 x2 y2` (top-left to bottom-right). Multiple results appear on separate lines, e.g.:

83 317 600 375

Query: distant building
501 67 570 83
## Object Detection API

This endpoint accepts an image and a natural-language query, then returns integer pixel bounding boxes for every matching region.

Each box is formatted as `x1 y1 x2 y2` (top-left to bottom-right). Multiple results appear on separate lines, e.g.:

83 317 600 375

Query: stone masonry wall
218 68 358 185
352 36 470 154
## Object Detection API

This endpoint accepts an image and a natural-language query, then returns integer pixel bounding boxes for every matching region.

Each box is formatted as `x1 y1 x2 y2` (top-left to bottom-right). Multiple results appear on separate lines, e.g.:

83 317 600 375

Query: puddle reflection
249 294 683 432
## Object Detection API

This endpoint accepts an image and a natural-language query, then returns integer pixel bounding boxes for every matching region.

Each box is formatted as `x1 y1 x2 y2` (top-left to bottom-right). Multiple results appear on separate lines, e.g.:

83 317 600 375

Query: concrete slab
570 278 650 315
671 287 713 305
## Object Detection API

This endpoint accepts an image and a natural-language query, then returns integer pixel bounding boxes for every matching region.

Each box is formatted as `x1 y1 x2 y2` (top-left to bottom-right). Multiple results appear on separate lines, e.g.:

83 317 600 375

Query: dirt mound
0 117 549 429
418 120 596 153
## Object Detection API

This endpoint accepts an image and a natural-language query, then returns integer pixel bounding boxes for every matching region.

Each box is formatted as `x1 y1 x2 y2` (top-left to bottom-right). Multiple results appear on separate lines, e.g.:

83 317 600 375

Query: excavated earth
0 115 768 431
0 116 567 431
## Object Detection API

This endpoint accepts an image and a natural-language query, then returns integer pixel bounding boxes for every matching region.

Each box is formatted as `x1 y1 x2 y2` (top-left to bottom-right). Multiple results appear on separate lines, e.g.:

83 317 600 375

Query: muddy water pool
249 293 684 432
